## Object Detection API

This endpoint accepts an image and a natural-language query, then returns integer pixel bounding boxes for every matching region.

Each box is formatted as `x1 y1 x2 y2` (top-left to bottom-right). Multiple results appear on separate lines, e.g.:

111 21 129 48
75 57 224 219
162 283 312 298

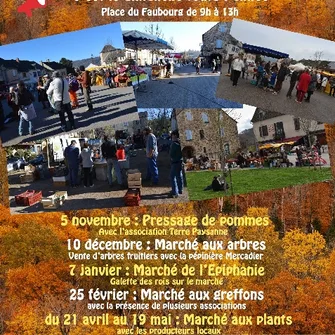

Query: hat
52 71 61 78
43 74 50 78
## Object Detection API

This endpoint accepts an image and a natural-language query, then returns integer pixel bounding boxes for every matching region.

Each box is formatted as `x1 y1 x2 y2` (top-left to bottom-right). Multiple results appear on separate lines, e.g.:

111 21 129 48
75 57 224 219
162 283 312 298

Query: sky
121 22 216 52
231 19 335 61
0 22 124 62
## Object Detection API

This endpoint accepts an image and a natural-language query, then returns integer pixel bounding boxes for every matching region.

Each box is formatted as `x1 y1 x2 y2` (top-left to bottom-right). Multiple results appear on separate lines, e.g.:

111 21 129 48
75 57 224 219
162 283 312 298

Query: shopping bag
19 103 37 121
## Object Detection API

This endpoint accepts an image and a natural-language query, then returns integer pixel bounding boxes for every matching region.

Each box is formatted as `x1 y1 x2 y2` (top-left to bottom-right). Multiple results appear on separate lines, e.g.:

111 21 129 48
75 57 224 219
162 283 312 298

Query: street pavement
8 150 189 214
0 85 138 147
135 64 243 109
216 65 335 124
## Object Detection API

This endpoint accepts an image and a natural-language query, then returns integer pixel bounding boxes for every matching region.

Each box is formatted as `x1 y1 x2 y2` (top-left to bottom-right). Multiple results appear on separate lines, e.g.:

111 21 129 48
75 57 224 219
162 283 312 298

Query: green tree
59 57 75 74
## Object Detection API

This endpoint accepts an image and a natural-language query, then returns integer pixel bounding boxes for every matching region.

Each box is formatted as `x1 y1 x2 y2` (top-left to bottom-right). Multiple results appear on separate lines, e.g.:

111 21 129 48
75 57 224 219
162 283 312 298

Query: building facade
251 108 326 145
100 45 126 66
201 22 242 67
174 108 240 159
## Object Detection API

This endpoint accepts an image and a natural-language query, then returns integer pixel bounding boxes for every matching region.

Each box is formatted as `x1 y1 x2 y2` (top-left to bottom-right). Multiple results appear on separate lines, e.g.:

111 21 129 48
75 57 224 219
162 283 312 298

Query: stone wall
175 109 240 159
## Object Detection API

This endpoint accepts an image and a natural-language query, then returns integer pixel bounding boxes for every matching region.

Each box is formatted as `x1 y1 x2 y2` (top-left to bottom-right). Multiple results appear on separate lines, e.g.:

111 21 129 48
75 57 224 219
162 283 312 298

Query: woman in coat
296 69 311 103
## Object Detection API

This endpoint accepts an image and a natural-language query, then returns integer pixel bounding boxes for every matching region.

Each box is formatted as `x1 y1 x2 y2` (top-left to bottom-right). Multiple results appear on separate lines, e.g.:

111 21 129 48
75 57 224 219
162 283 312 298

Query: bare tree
299 118 320 169
313 51 324 68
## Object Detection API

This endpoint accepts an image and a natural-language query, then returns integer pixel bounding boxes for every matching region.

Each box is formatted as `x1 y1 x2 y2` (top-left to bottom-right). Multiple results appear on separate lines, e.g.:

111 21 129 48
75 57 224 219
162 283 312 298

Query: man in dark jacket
273 64 288 94
169 130 183 198
101 135 122 187
64 140 80 187
77 65 93 112
286 70 300 98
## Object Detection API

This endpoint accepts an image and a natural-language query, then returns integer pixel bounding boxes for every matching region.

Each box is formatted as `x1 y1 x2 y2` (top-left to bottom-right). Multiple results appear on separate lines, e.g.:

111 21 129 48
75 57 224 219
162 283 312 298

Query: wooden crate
128 178 142 188
127 169 141 181
20 173 35 183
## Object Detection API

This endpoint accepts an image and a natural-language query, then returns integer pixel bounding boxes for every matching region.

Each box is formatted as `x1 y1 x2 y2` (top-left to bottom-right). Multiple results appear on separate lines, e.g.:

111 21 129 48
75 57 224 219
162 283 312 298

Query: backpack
70 80 79 92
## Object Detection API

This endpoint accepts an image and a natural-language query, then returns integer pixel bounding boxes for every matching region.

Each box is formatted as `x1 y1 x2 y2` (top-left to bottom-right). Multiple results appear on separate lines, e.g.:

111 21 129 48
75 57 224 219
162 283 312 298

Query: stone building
173 109 240 159
201 22 242 67
100 44 125 66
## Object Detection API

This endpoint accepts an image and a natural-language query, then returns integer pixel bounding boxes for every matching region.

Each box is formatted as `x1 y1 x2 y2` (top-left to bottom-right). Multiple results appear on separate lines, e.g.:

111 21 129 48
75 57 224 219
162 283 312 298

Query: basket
15 190 42 206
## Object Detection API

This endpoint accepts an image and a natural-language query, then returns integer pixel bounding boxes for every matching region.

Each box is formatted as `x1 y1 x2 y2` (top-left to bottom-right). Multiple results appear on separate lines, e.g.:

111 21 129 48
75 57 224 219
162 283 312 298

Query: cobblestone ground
216 64 335 124
134 64 242 109
1 85 138 147
8 150 189 214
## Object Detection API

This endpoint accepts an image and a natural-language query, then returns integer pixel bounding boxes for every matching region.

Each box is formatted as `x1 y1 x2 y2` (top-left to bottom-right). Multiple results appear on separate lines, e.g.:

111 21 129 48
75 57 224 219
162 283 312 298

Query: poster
0 1 335 334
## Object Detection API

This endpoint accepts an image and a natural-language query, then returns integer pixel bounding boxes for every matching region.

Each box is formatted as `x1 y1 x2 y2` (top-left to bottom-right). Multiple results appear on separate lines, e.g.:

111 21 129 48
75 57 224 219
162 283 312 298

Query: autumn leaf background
1 0 335 333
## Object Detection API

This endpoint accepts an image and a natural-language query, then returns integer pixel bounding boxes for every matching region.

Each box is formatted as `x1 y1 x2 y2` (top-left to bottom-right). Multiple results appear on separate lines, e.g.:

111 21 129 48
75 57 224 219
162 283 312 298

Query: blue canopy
242 43 289 59
123 30 174 51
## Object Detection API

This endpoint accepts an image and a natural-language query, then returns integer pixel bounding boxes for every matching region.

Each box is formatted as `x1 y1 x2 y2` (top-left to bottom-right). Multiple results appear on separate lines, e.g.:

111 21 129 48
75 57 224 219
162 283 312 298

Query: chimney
16 58 20 63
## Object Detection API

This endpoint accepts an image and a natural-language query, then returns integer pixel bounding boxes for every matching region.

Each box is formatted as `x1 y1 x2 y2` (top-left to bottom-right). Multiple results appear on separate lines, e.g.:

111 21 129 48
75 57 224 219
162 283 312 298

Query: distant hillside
72 56 101 69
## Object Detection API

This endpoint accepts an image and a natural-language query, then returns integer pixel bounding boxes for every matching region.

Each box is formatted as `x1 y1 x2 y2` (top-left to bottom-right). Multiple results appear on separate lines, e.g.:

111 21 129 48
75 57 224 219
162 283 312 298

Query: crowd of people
0 62 144 136
60 127 184 199
228 53 335 103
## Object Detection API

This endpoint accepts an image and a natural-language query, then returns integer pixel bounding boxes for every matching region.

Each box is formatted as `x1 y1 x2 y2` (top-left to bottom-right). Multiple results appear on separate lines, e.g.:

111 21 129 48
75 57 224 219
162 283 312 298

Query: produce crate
124 188 141 206
15 190 42 206
128 178 142 188
127 169 141 181
41 191 68 210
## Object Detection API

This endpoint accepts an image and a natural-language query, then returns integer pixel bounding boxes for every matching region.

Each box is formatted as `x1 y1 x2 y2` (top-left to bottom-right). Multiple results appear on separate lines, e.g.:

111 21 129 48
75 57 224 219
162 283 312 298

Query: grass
186 167 332 201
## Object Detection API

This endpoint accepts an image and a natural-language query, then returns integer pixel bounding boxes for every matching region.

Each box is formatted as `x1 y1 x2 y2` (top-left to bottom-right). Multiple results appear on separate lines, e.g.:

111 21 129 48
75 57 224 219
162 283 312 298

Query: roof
0 58 43 72
101 44 117 53
42 61 65 70
242 43 289 59
251 108 285 123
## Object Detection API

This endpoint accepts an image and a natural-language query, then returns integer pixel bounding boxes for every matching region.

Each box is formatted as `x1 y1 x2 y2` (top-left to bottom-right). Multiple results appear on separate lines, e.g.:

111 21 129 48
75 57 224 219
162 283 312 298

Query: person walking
305 70 317 102
64 140 80 188
286 70 300 98
47 71 75 132
273 63 288 94
321 76 328 92
37 76 50 109
7 87 19 120
231 54 244 86
329 77 335 97
68 74 80 109
77 65 93 112
144 127 159 185
16 81 37 136
101 135 122 188
227 55 233 74
169 130 183 198
80 142 94 188
296 69 311 103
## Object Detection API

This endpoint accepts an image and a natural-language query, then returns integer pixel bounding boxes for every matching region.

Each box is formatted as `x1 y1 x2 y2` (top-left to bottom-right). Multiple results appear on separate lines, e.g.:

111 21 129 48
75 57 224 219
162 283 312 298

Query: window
216 39 223 49
274 122 285 137
224 144 230 155
294 118 300 130
185 130 193 141
219 112 224 121
259 125 268 137
12 70 17 76
22 72 27 78
220 128 225 137
123 122 128 127
185 111 193 121
203 147 207 154
219 24 226 33
202 113 209 123
199 130 205 140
